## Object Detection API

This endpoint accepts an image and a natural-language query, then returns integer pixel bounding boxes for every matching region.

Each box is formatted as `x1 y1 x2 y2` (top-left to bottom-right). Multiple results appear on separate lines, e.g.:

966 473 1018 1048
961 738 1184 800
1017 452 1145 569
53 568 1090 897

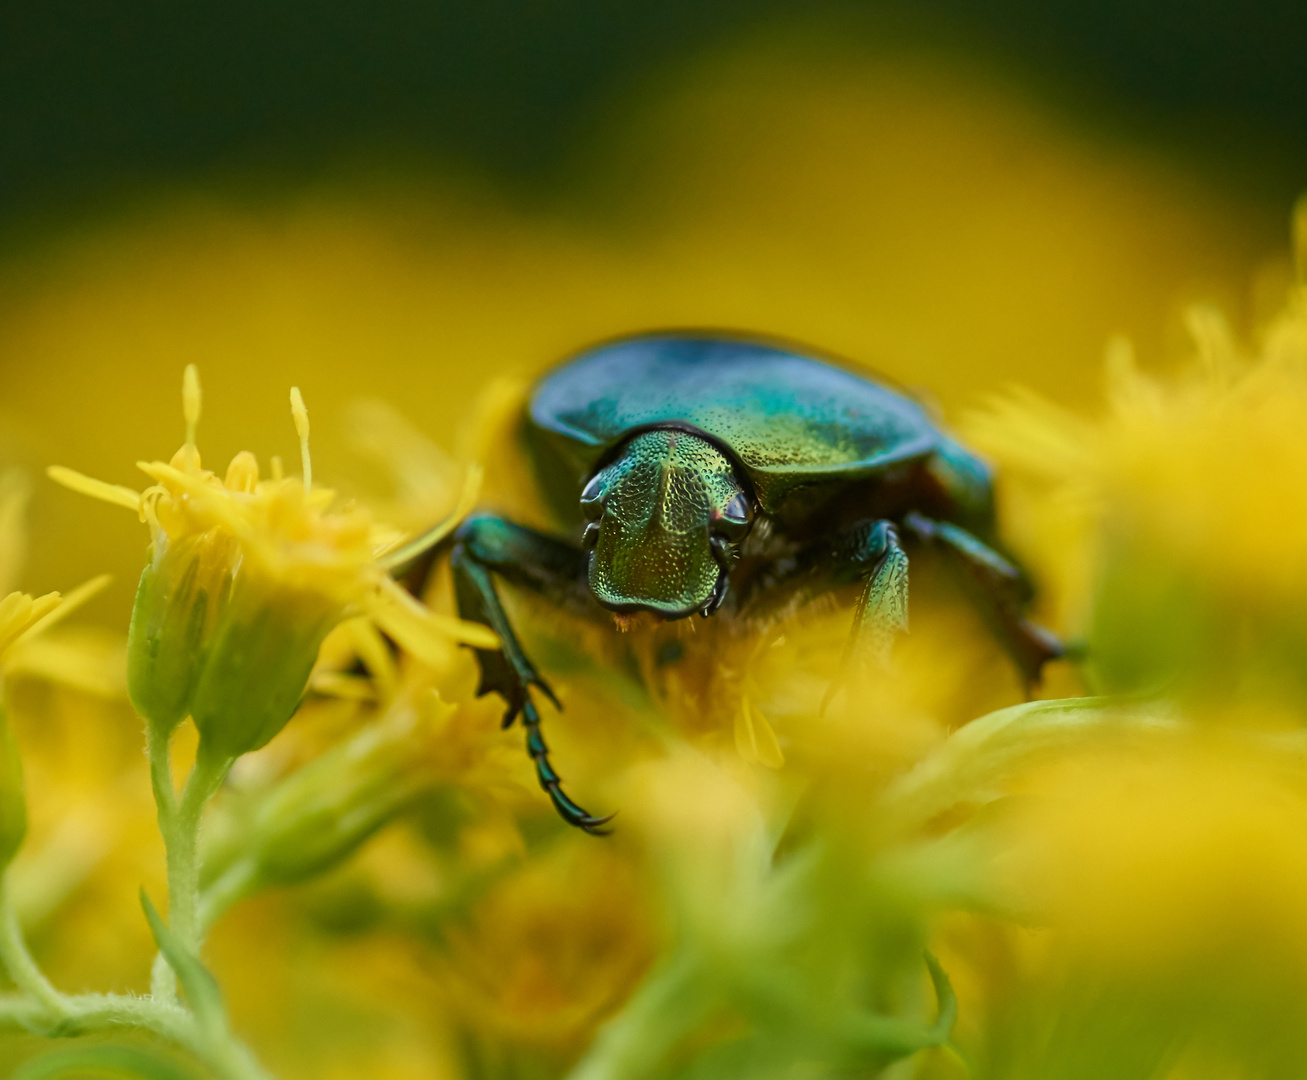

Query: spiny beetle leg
521 698 614 835
450 514 612 833
901 511 1063 688
822 520 910 712
498 671 561 730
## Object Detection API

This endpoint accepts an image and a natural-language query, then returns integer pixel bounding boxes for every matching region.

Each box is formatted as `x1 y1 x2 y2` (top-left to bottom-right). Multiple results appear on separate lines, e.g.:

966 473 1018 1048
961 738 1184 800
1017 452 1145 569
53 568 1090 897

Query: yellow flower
50 366 496 757
0 575 115 869
0 590 63 668
966 229 1307 706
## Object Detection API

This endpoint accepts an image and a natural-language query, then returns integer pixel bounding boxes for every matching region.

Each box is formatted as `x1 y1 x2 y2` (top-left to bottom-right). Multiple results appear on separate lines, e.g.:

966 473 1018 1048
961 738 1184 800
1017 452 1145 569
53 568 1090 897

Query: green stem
146 724 179 1003
168 742 232 955
147 729 232 999
566 948 710 1080
0 880 268 1078
0 989 270 1080
147 723 177 823
0 720 268 1079
0 991 48 1030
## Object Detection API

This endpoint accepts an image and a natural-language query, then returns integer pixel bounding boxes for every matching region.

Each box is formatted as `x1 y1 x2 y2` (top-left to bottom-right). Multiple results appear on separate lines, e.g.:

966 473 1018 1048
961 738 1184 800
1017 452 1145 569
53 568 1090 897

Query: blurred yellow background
0 28 1288 625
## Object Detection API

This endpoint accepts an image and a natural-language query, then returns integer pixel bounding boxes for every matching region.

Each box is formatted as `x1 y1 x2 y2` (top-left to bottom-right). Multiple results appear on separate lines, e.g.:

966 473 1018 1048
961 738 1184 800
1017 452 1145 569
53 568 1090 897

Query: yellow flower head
0 569 114 870
0 591 62 870
50 367 496 757
0 590 63 668
966 232 1307 706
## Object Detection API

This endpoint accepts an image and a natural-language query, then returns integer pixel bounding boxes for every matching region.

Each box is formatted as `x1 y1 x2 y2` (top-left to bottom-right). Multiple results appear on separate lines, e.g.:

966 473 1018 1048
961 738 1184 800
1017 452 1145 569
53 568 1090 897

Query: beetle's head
580 429 753 619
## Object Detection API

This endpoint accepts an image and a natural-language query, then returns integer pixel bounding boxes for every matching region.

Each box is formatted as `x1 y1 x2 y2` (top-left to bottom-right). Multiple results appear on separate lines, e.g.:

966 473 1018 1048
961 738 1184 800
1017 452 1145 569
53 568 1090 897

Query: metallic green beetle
433 332 1061 832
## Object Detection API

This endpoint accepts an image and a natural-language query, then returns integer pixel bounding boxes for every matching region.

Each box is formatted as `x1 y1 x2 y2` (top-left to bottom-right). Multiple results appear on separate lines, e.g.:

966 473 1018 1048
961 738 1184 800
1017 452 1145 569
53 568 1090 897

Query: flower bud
127 529 237 738
248 693 455 885
189 563 345 760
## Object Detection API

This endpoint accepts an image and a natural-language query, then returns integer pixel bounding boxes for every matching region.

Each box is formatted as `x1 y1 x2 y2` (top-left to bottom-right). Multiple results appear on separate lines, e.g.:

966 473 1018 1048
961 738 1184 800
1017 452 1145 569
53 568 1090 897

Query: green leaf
139 890 225 1038
11 1044 200 1080
838 950 959 1068
875 695 1174 838
924 949 959 1044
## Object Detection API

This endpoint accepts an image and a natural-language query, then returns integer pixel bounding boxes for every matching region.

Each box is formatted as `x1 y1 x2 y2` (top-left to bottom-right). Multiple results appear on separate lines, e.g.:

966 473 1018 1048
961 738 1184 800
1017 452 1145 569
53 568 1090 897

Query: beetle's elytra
424 332 1062 832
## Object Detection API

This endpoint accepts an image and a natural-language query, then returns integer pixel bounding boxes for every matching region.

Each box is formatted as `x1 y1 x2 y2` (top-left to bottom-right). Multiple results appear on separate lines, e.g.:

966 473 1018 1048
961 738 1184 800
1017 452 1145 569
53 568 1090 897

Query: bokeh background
3 4 1307 1078
1 0 1304 617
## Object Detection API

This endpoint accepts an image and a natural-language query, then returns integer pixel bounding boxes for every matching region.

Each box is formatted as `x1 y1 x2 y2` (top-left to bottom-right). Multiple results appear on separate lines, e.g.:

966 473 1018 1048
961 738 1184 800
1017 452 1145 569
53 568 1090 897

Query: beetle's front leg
743 518 911 679
450 514 612 834
843 520 911 667
901 511 1062 688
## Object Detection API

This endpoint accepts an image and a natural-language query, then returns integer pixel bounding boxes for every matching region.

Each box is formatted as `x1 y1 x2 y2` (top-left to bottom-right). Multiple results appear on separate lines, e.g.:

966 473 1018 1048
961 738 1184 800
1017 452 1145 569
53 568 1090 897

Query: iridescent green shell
527 333 952 518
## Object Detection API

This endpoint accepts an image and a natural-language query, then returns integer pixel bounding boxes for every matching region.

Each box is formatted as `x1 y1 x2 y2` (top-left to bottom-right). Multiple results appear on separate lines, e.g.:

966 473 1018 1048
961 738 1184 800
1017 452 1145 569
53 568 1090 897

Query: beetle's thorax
580 428 752 620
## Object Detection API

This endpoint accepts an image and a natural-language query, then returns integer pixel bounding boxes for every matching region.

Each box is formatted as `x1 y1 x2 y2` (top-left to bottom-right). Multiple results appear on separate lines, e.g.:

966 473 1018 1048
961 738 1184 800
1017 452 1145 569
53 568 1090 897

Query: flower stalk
6 366 495 1079
147 728 232 999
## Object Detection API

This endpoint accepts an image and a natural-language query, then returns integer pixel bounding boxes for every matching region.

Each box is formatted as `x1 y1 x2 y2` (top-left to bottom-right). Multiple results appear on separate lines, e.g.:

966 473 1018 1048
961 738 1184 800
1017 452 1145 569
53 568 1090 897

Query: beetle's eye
714 493 753 543
580 475 605 521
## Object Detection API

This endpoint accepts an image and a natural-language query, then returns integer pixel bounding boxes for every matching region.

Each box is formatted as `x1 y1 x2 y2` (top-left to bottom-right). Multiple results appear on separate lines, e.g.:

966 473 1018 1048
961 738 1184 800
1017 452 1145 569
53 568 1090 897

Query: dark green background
2 0 1304 240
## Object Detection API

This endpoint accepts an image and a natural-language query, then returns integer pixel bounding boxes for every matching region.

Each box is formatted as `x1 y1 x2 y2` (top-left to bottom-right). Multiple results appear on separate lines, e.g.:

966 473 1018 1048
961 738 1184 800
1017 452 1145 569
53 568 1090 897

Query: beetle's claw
520 697 613 836
546 785 616 835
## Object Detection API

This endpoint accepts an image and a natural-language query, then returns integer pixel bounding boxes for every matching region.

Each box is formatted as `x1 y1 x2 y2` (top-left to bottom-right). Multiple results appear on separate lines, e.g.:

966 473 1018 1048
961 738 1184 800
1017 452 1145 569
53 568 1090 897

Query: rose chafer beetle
414 332 1061 833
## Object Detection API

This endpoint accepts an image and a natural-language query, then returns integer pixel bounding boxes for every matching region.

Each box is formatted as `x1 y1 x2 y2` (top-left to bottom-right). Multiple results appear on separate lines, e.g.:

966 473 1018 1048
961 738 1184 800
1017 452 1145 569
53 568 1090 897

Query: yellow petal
47 466 141 511
309 671 378 702
371 577 500 666
734 699 758 763
16 574 112 647
750 701 785 769
136 460 255 540
345 616 399 701
0 591 62 661
734 698 784 768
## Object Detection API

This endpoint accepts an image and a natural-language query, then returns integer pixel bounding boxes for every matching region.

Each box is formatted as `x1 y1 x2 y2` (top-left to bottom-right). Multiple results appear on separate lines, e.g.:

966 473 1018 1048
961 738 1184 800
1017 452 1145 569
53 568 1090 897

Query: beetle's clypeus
411 333 1062 833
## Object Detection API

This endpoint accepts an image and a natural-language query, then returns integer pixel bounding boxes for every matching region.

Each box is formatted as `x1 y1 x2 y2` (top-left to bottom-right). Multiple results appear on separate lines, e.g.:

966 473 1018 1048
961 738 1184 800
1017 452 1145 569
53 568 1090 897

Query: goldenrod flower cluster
51 368 494 761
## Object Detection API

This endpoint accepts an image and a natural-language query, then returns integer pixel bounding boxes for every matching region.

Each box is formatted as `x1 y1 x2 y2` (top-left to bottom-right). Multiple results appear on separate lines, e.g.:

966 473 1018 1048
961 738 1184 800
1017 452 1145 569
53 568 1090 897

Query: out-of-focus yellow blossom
0 574 116 872
968 211 1307 707
0 591 62 667
0 590 65 867
49 367 495 757
999 735 1307 967
434 841 658 1060
915 716 1307 1078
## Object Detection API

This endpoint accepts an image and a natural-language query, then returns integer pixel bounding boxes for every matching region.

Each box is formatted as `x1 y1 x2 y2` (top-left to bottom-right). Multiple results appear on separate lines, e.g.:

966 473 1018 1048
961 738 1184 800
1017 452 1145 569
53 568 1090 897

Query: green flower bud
249 694 453 886
127 530 236 739
189 566 343 759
